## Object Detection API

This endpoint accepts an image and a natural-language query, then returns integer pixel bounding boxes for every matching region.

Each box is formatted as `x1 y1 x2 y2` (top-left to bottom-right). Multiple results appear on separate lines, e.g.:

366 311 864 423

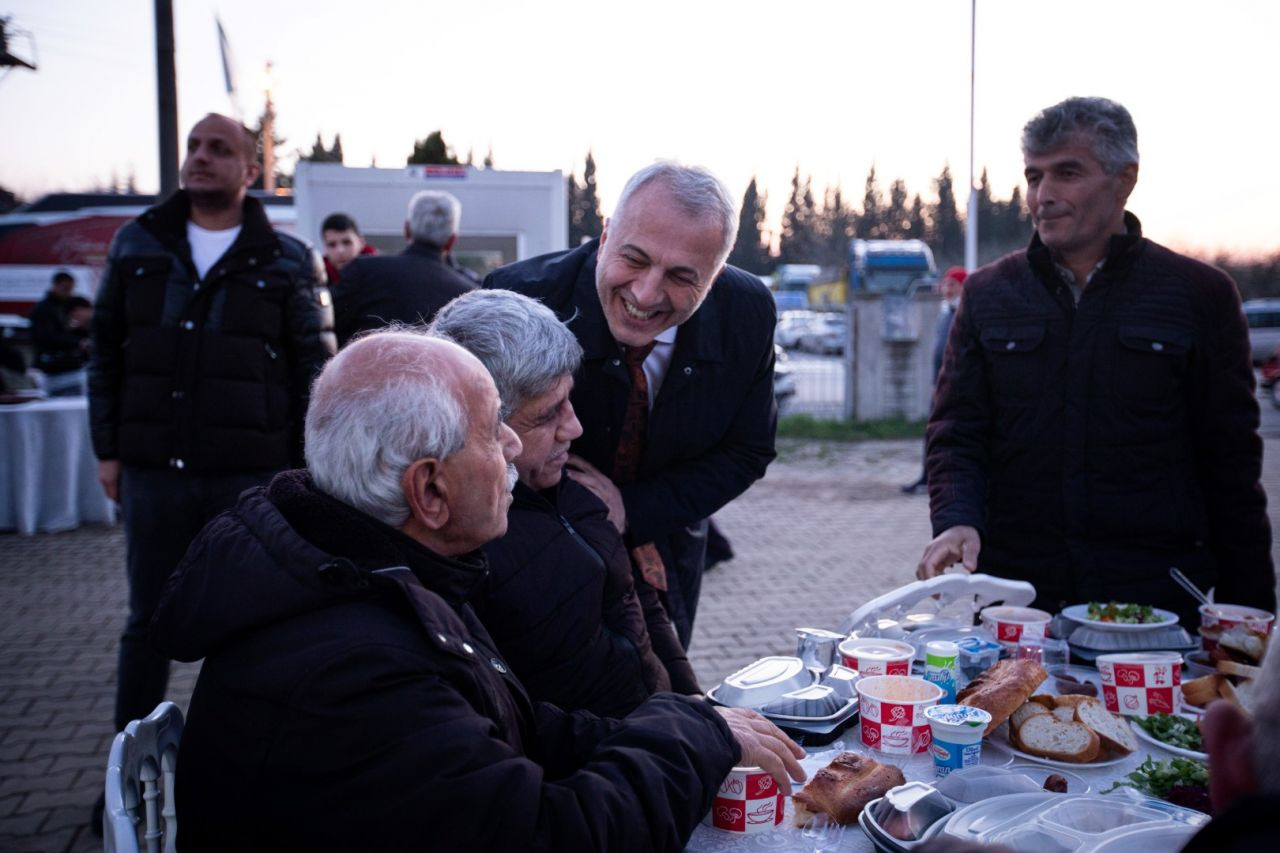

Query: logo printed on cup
748 775 774 799
1146 689 1174 713
887 704 908 725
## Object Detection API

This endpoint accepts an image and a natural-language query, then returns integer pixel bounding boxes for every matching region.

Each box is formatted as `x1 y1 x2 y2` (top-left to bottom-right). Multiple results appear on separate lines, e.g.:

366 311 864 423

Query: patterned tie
613 343 667 591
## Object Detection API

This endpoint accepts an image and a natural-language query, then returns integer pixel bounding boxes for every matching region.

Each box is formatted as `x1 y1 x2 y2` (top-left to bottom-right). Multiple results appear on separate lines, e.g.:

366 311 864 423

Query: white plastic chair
103 701 184 853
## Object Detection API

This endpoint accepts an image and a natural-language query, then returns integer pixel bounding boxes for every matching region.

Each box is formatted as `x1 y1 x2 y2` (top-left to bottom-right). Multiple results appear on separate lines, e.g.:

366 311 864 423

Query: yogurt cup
703 765 786 833
857 675 944 754
838 637 915 677
1198 603 1275 652
1096 652 1182 716
979 606 1052 647
924 704 992 778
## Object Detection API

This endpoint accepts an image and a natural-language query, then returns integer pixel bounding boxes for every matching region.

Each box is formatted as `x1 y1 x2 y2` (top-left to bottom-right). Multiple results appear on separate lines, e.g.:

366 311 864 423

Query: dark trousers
114 465 276 731
663 519 709 649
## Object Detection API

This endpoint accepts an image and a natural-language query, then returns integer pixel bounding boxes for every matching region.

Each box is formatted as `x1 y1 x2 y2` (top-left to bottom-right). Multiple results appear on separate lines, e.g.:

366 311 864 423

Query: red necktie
613 343 667 591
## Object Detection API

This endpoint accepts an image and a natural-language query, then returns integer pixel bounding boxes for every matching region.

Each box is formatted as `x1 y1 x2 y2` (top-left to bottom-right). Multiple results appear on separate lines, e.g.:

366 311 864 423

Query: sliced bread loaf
1073 698 1137 754
1016 714 1101 763
1010 700 1051 732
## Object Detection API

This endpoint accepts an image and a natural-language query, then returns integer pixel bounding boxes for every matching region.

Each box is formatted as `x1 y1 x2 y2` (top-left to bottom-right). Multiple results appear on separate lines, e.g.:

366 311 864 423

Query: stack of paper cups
924 641 959 703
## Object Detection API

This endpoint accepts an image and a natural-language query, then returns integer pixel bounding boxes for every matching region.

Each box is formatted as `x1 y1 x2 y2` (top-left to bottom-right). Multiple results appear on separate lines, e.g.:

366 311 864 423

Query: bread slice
956 659 1049 735
1016 714 1101 763
1218 624 1267 664
1073 698 1137 754
1216 659 1262 680
1011 701 1051 732
1028 694 1056 711
1182 674 1222 707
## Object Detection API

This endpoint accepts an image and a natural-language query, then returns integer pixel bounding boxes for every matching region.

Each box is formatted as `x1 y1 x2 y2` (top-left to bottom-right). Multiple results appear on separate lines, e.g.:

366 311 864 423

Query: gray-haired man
486 162 778 647
332 189 475 346
918 97 1273 626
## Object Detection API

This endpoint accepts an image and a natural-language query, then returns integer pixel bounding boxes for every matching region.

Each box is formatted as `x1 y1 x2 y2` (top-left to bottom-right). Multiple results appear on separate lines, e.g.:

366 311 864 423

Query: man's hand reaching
916 525 981 580
714 707 807 795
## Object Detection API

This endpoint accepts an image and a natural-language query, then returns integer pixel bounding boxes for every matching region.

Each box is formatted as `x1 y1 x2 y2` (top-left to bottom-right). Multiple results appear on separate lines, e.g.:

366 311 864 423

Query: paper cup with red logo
702 766 786 834
837 638 915 677
1097 652 1182 716
979 606 1053 648
857 675 945 755
1199 603 1275 652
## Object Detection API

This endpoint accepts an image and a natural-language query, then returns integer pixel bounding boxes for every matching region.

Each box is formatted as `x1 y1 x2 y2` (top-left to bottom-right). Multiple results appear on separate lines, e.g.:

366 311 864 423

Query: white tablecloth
0 397 116 535
685 718 1182 852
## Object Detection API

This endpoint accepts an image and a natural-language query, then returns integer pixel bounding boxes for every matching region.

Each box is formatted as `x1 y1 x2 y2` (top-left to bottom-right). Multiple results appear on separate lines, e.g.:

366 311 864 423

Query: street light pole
964 0 978 273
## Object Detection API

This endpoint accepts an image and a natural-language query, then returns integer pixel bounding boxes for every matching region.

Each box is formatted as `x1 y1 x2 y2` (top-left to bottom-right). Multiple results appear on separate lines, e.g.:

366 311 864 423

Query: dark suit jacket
485 239 778 566
332 241 475 346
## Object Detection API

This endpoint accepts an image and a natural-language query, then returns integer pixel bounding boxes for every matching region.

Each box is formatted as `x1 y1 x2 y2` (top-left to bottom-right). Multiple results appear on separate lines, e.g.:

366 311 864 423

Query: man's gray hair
611 161 737 267
430 289 582 420
1022 97 1139 175
305 330 467 528
406 190 461 248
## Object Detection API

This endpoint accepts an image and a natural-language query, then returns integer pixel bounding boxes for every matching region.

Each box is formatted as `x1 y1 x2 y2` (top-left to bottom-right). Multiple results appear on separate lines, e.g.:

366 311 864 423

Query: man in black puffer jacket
150 331 804 851
432 290 699 718
89 113 335 747
917 97 1274 626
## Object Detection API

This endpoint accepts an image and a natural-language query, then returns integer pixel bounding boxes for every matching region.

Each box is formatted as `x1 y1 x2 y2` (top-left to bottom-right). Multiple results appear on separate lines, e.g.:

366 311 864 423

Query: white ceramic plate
1061 603 1179 632
987 722 1132 769
1128 715 1208 761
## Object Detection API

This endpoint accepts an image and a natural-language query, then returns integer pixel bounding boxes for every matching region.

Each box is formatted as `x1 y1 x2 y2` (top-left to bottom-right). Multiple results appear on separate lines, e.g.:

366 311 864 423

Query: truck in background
808 239 937 308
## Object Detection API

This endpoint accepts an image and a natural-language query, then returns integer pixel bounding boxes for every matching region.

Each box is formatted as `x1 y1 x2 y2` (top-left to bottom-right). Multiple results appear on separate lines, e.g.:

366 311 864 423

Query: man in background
320 211 375 285
332 190 475 346
903 265 966 494
29 270 91 388
88 112 334 833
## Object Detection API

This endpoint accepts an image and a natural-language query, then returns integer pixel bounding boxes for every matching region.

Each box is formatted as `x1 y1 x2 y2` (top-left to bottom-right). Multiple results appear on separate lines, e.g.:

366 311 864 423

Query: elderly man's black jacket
89 191 335 473
152 471 738 852
927 215 1274 623
486 239 778 568
476 475 700 718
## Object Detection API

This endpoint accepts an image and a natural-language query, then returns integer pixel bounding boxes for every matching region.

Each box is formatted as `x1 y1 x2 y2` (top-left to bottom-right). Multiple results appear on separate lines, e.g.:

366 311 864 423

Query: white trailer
293 162 566 277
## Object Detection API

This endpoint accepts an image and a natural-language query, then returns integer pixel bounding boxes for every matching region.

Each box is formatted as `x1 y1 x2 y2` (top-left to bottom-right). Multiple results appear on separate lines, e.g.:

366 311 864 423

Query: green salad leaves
1087 601 1158 623
1133 714 1203 752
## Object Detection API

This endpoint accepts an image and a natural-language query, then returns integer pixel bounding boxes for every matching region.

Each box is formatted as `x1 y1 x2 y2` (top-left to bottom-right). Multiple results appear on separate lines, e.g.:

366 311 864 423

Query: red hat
942 266 968 284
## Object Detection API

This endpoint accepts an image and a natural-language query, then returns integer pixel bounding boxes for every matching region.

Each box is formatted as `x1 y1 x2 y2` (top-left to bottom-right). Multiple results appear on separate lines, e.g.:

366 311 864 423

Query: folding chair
103 701 184 853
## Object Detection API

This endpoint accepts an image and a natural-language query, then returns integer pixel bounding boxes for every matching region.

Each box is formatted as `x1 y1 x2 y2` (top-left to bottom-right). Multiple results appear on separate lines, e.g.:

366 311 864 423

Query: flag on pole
215 16 241 119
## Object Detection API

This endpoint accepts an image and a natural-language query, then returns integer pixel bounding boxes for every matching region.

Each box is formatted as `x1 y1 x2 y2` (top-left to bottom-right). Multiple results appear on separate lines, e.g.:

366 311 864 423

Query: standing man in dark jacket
431 289 700 718
487 162 778 646
88 113 335 761
332 189 475 346
150 331 804 851
917 97 1274 625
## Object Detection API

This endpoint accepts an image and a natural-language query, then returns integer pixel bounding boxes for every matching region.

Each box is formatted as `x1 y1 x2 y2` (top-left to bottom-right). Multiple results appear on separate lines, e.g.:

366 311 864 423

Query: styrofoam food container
979 606 1052 646
703 765 786 834
713 656 812 708
1096 652 1182 716
838 637 915 676
857 675 944 754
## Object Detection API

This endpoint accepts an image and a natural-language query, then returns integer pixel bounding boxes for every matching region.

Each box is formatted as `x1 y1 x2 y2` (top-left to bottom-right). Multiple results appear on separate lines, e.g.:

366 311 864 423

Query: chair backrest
104 701 184 853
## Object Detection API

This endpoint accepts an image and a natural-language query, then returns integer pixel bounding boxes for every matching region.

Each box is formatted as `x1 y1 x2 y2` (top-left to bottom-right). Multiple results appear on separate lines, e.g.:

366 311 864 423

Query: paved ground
3 436 1280 852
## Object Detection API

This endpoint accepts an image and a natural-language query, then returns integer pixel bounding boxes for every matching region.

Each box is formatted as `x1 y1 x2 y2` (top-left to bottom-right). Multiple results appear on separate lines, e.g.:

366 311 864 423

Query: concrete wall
847 291 943 421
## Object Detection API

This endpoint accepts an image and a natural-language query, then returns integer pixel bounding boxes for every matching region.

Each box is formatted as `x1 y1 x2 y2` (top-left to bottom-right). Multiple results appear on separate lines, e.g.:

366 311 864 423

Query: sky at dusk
2 0 1277 258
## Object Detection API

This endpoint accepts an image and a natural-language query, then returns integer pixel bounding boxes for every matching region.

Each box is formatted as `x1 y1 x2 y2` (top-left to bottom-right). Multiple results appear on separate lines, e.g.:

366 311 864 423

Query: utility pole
0 16 38 79
964 0 978 273
155 0 179 198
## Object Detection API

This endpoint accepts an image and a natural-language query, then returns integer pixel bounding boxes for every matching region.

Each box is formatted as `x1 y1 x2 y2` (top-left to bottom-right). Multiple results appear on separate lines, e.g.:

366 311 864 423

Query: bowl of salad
1061 602 1180 632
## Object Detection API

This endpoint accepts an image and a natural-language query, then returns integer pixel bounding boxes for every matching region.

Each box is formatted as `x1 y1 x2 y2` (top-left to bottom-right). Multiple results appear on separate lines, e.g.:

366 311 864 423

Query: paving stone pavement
3 437 1280 852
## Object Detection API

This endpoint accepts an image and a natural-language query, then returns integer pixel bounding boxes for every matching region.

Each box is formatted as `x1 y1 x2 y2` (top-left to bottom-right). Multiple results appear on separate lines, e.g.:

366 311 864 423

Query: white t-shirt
187 221 241 280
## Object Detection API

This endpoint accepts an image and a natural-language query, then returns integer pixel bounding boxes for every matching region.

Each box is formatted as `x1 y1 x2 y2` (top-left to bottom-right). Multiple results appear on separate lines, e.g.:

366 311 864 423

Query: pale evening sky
1 0 1276 258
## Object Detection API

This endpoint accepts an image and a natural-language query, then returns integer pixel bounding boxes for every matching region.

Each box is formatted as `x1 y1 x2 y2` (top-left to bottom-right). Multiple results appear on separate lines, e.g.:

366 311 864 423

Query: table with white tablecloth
0 397 116 534
685 716 1192 852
